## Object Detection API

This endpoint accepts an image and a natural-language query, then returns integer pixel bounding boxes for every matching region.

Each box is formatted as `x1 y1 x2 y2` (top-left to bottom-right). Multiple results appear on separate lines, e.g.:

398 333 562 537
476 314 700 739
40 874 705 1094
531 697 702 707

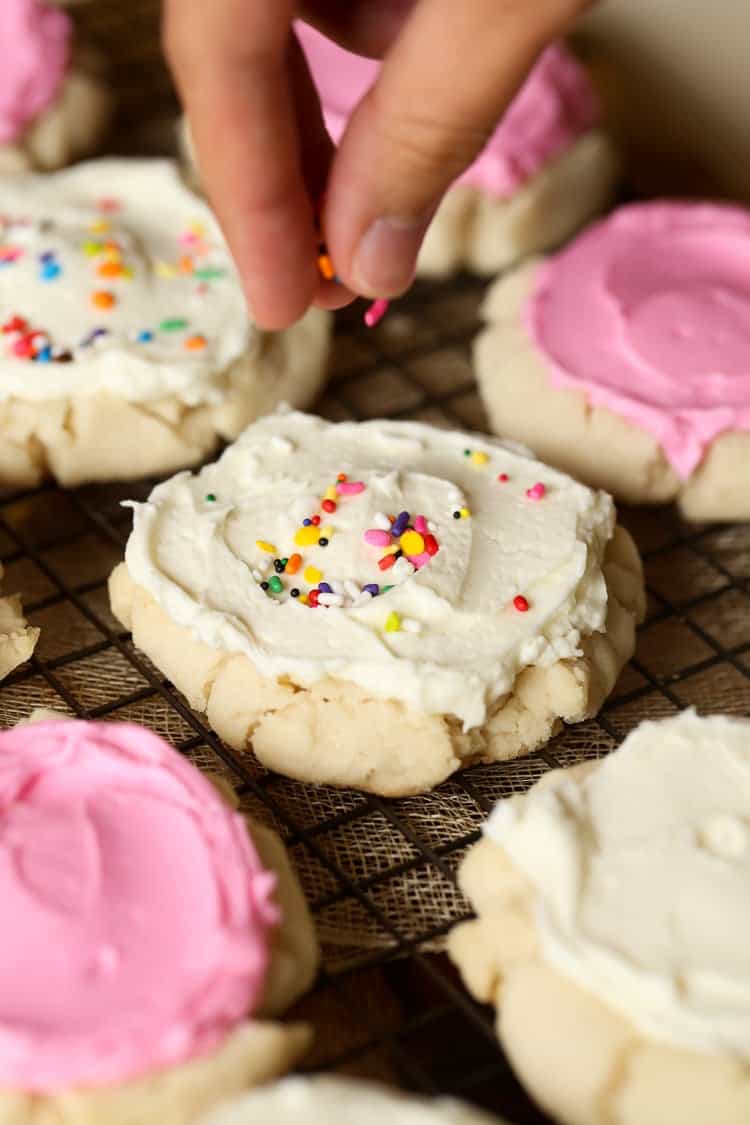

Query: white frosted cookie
475 201 750 520
292 28 618 278
109 410 645 797
0 561 38 677
0 716 319 1125
0 159 330 487
0 0 111 174
448 710 750 1125
197 1076 507 1125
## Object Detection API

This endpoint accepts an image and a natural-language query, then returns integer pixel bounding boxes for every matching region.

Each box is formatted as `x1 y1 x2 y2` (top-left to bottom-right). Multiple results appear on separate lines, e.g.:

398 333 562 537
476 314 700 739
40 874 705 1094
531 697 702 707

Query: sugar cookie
110 410 645 796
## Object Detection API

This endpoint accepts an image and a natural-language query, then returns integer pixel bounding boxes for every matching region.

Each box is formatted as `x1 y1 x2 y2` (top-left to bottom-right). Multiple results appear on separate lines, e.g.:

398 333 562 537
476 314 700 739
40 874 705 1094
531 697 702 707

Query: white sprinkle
373 512 392 530
270 435 294 453
402 618 422 634
257 558 271 576
427 520 437 533
391 557 415 582
330 579 344 595
251 569 263 581
344 580 360 600
318 592 344 608
353 592 373 607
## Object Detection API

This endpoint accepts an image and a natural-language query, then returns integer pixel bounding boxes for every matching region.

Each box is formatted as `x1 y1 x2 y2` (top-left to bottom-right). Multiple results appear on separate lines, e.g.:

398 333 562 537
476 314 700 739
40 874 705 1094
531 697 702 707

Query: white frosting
485 710 750 1058
198 1076 504 1124
124 411 614 730
0 159 252 404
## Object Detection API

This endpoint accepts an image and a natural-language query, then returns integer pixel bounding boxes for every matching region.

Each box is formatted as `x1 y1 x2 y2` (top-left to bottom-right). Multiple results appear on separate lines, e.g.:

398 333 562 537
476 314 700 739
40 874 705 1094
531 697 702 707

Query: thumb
323 0 590 298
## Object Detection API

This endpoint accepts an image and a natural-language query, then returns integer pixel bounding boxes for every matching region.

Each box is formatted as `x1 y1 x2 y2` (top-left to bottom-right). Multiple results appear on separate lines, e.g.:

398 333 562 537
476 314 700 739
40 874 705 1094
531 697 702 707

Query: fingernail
352 216 426 296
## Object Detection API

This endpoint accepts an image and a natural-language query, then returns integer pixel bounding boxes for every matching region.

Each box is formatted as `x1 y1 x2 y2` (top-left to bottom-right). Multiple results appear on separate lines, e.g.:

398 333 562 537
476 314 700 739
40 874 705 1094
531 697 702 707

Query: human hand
164 0 593 330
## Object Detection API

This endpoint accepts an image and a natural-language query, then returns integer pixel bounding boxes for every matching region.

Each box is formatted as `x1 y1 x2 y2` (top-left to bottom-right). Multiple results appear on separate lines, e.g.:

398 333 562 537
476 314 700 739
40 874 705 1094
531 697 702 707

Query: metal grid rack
2 278 750 1123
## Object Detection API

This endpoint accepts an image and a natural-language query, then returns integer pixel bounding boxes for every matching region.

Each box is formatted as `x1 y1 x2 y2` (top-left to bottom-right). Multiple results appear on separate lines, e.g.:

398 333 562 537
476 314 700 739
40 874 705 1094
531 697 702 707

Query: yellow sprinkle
304 566 322 585
82 240 103 257
155 260 178 279
382 544 400 557
471 451 489 466
295 526 320 547
384 611 401 633
255 540 277 553
459 507 471 519
89 219 110 234
298 594 309 605
320 525 333 538
324 485 337 501
400 530 424 556
190 220 206 236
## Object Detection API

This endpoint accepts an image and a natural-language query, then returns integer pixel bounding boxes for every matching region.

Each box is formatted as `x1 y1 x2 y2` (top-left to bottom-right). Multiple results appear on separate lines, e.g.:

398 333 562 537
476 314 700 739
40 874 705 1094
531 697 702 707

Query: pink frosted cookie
294 24 619 278
475 200 750 519
0 717 318 1124
0 0 111 173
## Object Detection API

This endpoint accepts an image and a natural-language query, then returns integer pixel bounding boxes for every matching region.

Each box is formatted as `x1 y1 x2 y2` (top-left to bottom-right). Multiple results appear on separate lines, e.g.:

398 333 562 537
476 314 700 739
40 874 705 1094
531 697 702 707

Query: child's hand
164 0 591 329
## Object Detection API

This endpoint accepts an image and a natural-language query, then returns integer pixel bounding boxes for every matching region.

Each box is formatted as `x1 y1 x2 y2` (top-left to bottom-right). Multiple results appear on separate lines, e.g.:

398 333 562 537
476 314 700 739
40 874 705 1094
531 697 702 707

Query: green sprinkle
268 576 283 594
193 267 227 280
382 585 394 593
159 317 188 332
205 493 216 502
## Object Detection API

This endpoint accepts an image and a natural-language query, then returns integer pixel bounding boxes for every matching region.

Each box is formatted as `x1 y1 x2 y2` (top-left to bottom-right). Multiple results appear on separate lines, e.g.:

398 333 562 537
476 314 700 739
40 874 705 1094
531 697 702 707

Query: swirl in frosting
525 201 750 479
0 0 71 145
0 719 277 1091
0 159 251 404
295 23 600 198
124 411 615 730
486 710 750 1058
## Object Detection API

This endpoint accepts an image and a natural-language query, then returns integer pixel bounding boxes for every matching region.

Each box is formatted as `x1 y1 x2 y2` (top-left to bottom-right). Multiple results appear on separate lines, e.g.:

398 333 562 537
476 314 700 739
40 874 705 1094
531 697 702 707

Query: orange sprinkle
317 252 335 281
286 553 302 575
179 254 194 274
97 260 124 278
184 334 207 350
91 290 115 309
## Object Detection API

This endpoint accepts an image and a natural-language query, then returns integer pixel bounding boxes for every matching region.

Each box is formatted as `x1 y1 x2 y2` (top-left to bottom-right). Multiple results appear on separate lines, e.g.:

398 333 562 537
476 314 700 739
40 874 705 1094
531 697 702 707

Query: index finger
163 0 321 329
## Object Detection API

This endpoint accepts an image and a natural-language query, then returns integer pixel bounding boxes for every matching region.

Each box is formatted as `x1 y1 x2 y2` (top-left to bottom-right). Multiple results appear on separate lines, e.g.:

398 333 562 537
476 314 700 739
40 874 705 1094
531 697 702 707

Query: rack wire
5 3 750 1119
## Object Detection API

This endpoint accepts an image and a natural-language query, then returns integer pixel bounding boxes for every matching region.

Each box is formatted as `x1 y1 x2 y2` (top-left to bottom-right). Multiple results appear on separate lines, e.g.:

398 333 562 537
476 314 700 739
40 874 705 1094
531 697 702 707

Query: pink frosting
0 719 278 1092
0 0 71 145
296 23 600 197
526 201 750 479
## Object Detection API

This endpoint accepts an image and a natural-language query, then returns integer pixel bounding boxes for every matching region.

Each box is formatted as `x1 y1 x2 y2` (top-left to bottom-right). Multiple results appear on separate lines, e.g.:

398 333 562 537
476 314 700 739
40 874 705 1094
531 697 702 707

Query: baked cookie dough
197 1076 507 1125
294 26 619 278
0 717 319 1124
0 561 38 677
0 158 330 487
109 410 645 797
475 201 750 520
0 0 111 174
448 710 750 1125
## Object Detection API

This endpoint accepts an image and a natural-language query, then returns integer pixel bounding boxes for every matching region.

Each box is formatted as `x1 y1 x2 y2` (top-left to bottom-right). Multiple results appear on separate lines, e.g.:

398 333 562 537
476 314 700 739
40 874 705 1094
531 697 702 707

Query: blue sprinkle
318 582 332 594
39 261 61 281
391 510 410 537
39 251 56 264
34 347 52 363
302 518 311 526
136 330 154 343
362 583 379 596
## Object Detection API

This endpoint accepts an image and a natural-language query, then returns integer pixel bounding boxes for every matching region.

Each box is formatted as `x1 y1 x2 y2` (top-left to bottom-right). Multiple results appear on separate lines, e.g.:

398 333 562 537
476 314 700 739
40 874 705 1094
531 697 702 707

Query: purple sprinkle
303 518 311 526
40 251 56 263
391 510 410 537
362 583 379 596
318 582 332 594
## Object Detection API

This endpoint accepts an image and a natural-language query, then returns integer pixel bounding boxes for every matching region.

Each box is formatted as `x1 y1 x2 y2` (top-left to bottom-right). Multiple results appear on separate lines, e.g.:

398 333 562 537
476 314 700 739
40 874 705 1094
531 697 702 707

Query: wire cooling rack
2 280 750 1124
5 4 749 1120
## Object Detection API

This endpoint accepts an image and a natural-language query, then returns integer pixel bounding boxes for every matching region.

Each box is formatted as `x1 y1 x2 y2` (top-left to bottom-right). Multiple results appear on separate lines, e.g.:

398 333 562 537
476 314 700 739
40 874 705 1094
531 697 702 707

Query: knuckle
372 100 491 183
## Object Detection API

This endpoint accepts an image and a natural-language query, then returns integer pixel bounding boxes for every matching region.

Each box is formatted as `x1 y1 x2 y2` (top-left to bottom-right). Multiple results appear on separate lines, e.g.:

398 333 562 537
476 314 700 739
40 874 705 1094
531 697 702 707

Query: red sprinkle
2 316 27 335
308 589 320 607
322 499 336 513
424 534 439 556
498 473 509 482
378 554 396 572
513 595 530 613
311 515 321 526
12 334 36 358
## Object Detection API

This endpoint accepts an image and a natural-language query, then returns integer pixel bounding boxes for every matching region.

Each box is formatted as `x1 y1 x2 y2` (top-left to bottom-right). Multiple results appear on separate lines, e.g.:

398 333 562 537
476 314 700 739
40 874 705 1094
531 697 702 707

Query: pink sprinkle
179 231 199 246
414 515 427 534
364 529 392 547
409 551 432 569
0 247 23 262
526 482 546 501
337 480 366 495
97 197 121 213
364 298 389 328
